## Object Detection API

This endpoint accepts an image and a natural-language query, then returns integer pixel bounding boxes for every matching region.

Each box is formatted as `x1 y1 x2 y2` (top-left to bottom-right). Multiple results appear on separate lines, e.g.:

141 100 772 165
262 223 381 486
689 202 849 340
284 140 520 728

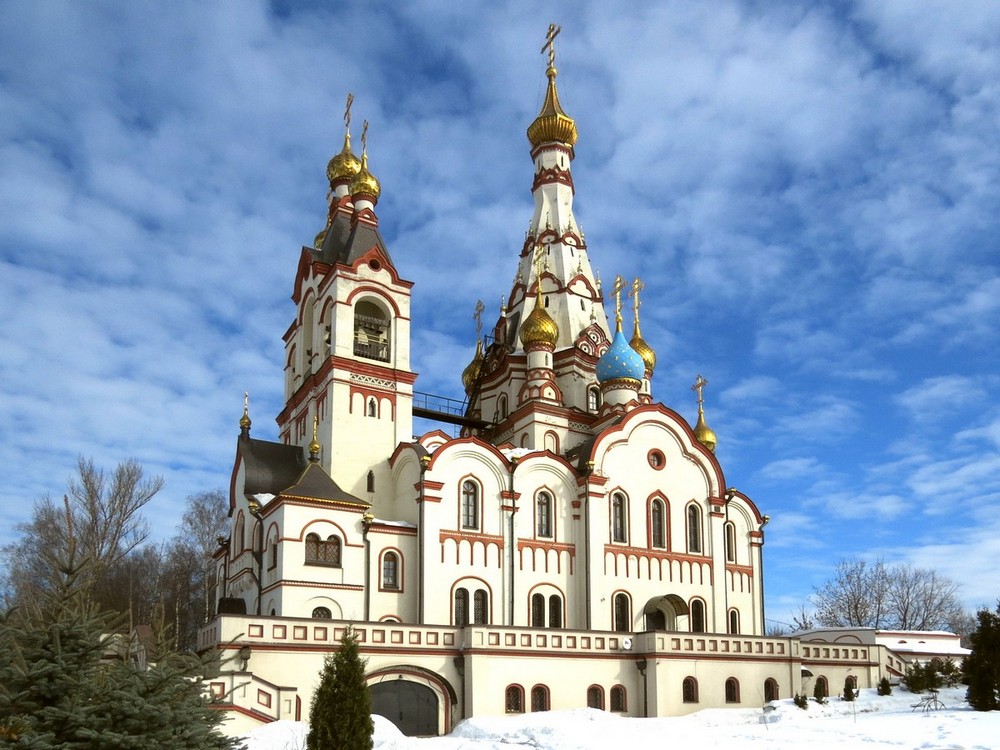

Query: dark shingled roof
240 438 307 497
282 462 369 507
238 437 366 506
315 211 394 268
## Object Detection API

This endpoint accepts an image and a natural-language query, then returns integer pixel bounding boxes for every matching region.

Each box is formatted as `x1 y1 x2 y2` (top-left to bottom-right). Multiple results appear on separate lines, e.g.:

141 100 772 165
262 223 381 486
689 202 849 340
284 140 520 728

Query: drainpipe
362 511 374 621
759 514 769 634
584 460 594 631
724 488 734 633
418 454 430 624
507 456 519 626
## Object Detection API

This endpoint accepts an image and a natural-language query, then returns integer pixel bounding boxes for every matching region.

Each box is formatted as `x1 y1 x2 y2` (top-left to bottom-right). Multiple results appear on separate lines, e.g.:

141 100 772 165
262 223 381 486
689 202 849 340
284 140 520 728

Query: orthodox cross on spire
631 277 645 324
473 299 485 337
360 119 369 156
344 92 354 133
541 23 561 68
240 391 252 431
612 275 627 326
532 242 547 299
308 414 321 461
692 374 709 407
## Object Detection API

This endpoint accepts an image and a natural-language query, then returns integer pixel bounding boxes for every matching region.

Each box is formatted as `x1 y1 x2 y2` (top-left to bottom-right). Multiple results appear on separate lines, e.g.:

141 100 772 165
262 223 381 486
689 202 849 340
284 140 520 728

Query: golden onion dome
527 66 578 150
461 339 484 393
693 405 717 453
314 229 327 249
519 296 559 348
350 152 380 201
629 321 656 373
326 132 362 185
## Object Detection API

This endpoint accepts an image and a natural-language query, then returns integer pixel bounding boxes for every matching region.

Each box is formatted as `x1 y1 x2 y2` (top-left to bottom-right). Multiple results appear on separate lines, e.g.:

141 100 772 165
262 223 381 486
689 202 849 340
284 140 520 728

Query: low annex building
198 31 914 738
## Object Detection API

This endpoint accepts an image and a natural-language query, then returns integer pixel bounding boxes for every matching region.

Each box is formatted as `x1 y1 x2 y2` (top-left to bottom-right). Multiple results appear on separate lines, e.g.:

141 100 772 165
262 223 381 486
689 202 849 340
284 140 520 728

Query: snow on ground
240 686 1000 750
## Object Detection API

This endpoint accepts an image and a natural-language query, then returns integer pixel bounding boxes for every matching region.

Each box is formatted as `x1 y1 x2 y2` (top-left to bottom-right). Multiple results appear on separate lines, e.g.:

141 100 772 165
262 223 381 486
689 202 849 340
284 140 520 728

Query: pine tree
0 503 239 749
965 602 1000 711
307 627 373 750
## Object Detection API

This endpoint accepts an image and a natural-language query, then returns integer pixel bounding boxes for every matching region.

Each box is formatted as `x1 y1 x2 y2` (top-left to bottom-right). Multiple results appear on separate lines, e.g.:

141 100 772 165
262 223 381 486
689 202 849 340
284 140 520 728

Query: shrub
877 676 892 696
904 661 943 693
842 677 856 702
812 679 828 704
793 693 808 710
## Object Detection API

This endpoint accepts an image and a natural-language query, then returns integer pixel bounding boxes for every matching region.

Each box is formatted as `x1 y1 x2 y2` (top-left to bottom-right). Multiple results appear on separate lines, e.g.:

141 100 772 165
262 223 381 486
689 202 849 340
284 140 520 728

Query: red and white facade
200 58 912 738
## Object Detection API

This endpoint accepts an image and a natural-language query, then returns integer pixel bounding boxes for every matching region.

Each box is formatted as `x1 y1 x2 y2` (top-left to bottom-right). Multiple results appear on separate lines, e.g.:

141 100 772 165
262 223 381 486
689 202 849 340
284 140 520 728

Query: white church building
198 34 910 737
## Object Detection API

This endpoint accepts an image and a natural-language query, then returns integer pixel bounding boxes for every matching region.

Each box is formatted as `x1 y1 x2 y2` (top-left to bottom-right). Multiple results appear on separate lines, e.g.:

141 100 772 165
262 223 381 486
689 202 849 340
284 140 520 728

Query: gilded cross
532 242 547 296
344 92 354 132
692 374 709 407
361 120 369 154
612 274 627 325
631 277 644 324
541 23 562 67
473 299 485 336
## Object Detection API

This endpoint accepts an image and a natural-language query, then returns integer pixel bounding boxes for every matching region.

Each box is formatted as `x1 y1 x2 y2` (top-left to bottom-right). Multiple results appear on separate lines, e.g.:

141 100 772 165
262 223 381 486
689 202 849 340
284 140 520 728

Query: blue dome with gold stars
596 328 645 384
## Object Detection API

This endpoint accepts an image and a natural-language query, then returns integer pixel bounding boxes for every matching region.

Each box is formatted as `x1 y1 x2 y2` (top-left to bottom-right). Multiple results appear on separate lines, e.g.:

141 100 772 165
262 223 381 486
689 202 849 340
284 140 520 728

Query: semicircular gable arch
588 404 725 500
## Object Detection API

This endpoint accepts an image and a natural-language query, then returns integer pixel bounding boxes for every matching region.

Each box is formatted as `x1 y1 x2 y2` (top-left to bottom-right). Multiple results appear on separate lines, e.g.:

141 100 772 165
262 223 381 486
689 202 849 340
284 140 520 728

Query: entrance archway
370 679 439 737
642 594 689 631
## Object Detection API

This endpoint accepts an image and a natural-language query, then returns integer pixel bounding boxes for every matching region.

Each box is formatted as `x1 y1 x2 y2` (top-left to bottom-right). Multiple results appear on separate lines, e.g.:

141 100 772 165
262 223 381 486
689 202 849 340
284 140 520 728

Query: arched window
613 592 631 633
815 676 828 699
682 677 699 703
586 685 604 710
305 533 341 567
610 685 626 711
461 480 479 530
536 492 552 537
687 504 702 553
473 589 488 624
548 594 562 628
312 607 332 619
505 685 524 713
234 514 245 554
588 386 600 413
725 677 740 703
728 609 739 634
530 685 549 712
454 588 469 626
725 521 736 562
650 498 665 549
382 552 399 590
354 300 390 362
367 470 375 493
690 599 706 633
763 678 779 703
531 593 545 628
611 492 627 543
367 398 377 417
497 394 508 421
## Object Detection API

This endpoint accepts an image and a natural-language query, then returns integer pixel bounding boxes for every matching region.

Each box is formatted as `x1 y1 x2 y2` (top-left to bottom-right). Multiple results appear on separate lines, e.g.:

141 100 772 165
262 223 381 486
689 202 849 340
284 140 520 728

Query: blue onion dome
596 327 645 384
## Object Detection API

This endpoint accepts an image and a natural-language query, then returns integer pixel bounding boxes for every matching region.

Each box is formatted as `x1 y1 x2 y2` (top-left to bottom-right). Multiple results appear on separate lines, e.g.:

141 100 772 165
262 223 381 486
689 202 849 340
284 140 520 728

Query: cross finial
344 93 354 132
240 391 252 431
692 374 709 407
360 119 369 155
532 242 547 300
612 275 627 327
541 23 562 68
631 277 644 324
473 299 485 337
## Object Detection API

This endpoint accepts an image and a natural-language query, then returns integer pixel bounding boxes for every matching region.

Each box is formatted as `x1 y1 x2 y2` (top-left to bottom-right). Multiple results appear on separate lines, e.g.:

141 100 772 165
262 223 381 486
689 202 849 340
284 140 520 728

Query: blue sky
1 1 998 627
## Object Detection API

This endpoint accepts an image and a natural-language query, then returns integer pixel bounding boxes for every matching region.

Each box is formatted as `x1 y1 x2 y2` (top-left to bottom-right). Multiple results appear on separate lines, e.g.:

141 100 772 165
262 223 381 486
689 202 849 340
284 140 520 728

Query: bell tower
277 99 416 504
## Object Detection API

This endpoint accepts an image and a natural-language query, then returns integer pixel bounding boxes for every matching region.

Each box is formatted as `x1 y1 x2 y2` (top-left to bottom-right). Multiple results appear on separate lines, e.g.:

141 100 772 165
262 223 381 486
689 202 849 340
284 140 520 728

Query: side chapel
199 28 901 737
